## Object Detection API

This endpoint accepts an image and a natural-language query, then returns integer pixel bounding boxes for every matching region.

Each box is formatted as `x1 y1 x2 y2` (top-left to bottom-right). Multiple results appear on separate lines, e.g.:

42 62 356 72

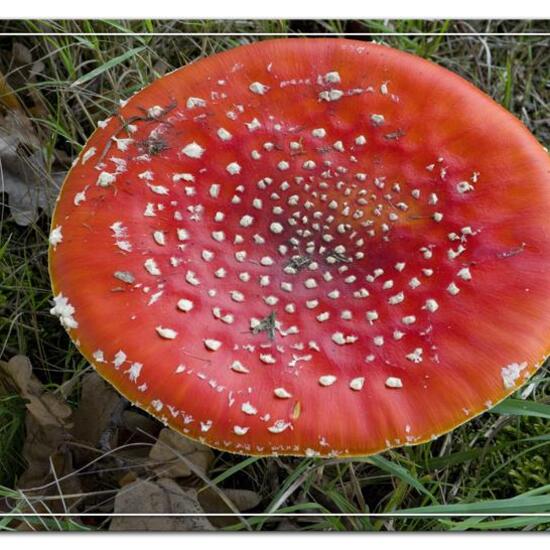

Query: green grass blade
207 456 260 487
70 46 146 88
492 398 550 419
401 493 550 515
358 455 437 502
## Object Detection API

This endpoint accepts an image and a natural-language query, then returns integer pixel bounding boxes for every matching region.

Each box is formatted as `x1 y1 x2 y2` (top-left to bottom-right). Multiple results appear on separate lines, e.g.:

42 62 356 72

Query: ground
0 19 549 531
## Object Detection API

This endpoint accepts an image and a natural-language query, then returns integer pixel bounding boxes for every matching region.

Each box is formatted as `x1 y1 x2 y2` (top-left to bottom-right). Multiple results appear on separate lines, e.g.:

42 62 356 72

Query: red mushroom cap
49 39 550 457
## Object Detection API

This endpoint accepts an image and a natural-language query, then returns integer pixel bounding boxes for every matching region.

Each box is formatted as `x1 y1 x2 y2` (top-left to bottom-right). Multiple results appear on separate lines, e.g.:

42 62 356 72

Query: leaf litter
1 50 64 226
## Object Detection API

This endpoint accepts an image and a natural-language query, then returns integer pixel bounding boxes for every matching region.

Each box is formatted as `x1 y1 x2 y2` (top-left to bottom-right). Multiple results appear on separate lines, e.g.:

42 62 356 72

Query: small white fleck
177 299 194 312
385 377 403 389
217 127 232 141
147 105 164 118
92 350 105 363
234 425 249 436
501 362 528 389
97 172 116 187
185 270 200 286
209 184 221 198
147 184 169 196
153 230 166 246
126 362 142 382
113 350 127 369
267 420 291 434
144 203 156 217
186 96 206 109
388 292 405 305
349 377 365 391
246 118 262 132
304 278 318 289
457 267 472 281
241 402 257 415
182 142 205 159
424 299 439 312
204 339 222 351
144 258 161 276
270 222 284 234
366 310 379 323
447 282 460 296
231 361 249 374
249 81 269 95
173 173 195 183
319 89 344 102
202 249 214 262
240 215 254 227
230 290 245 303
409 277 421 289
49 226 63 249
457 181 474 194
274 387 292 399
81 147 96 164
177 228 190 241
324 71 341 83
156 326 177 340
332 332 358 345
406 348 423 363
200 420 213 432
312 128 327 138
373 335 384 346
319 375 337 387
226 162 241 175
73 188 87 206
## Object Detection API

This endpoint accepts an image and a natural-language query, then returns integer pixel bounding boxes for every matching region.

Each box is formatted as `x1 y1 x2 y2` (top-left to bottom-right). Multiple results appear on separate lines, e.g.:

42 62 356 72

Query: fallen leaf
198 487 261 528
149 428 214 478
119 409 161 443
109 478 214 531
0 355 72 428
12 42 32 66
0 70 22 110
0 356 79 510
198 487 261 513
0 108 62 226
71 372 122 449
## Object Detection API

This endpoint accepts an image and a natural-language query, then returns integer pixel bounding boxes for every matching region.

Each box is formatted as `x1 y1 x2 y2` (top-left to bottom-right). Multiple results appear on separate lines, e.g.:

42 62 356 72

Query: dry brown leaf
71 372 122 448
0 355 72 428
198 487 261 513
0 107 62 226
148 428 214 478
12 43 32 66
0 70 22 110
109 478 214 531
0 356 80 510
197 487 261 528
1 60 62 225
120 409 161 442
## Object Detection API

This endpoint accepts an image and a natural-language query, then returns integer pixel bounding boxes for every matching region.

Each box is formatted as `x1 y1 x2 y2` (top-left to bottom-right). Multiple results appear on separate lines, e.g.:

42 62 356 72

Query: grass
0 19 549 531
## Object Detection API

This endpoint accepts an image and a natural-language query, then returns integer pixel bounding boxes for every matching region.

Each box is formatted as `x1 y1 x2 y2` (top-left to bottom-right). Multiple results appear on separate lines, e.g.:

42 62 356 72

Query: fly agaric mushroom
48 39 550 457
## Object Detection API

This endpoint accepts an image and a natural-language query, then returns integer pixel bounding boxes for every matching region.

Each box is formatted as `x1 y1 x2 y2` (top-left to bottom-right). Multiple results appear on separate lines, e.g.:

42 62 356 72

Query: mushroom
48 39 550 457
